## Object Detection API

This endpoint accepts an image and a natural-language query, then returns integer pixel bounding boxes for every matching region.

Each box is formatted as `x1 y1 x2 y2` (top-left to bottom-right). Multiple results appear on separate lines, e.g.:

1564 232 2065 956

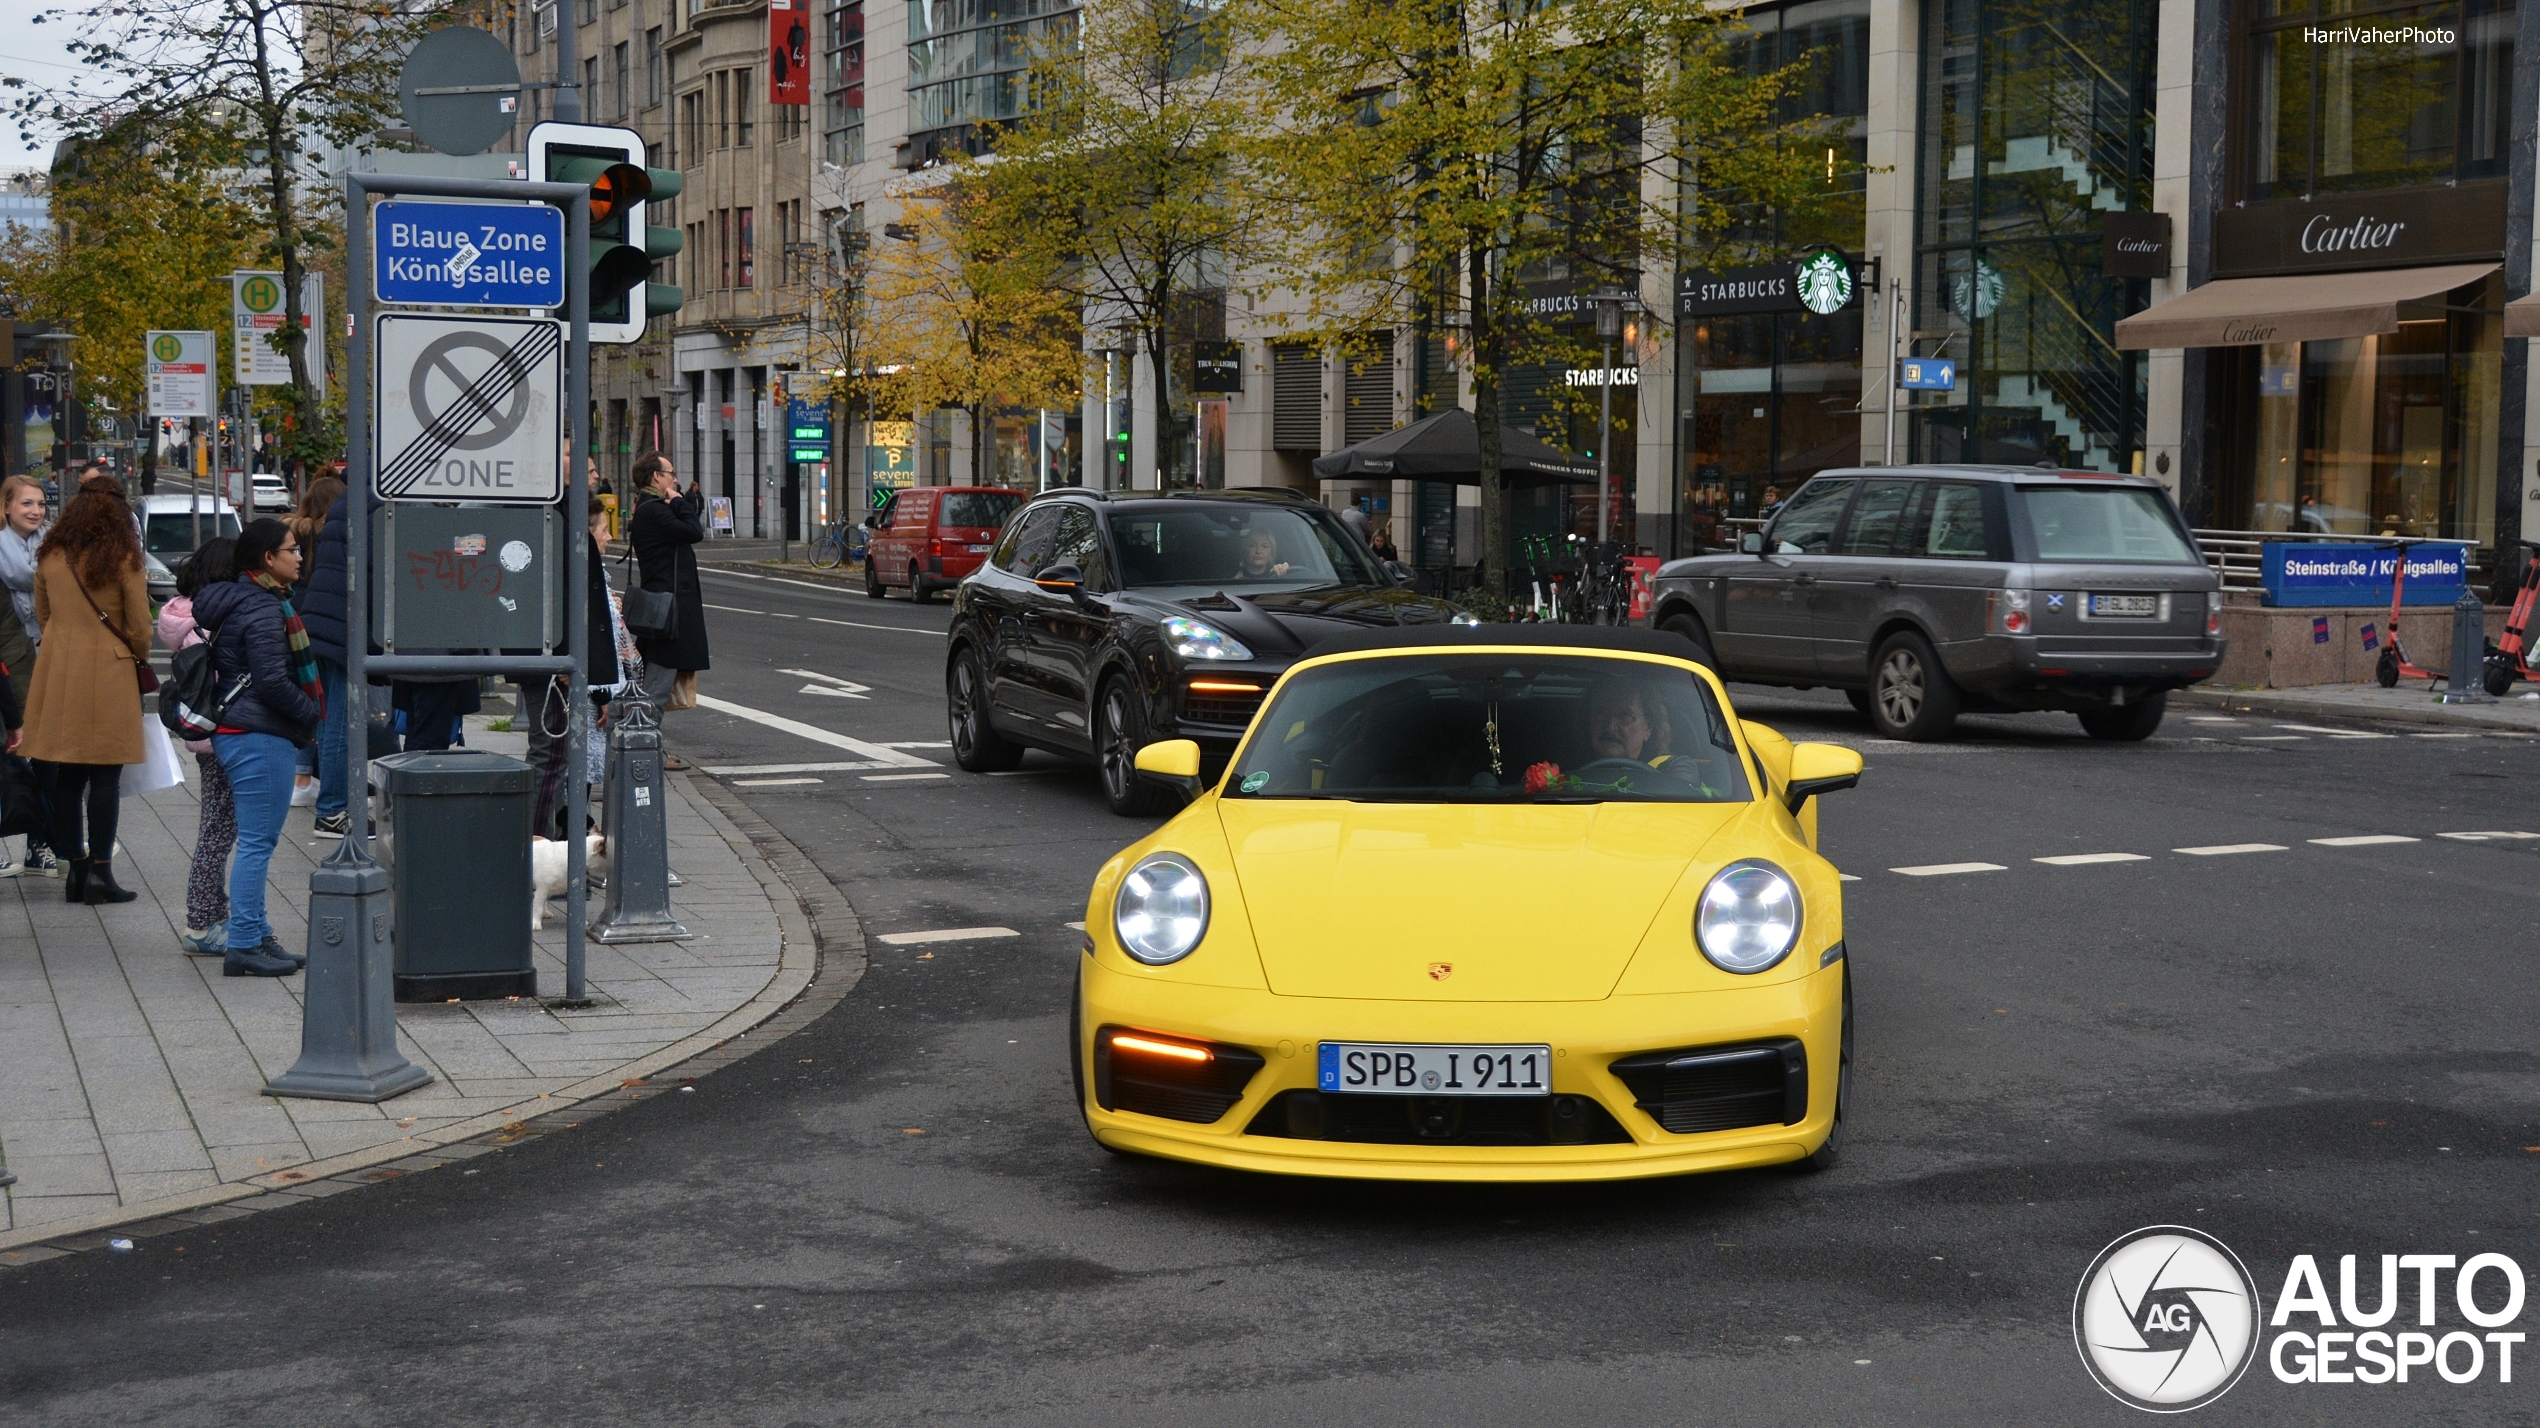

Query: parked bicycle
807 519 852 570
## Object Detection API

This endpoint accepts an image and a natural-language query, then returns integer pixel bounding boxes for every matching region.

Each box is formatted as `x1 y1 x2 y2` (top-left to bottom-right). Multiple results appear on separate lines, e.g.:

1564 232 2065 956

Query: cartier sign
2102 210 2171 279
2213 181 2504 277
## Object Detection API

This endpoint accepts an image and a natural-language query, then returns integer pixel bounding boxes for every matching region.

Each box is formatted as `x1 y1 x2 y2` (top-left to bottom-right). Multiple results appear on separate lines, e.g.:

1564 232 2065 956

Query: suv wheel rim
1878 650 1924 726
950 658 981 755
1100 688 1135 800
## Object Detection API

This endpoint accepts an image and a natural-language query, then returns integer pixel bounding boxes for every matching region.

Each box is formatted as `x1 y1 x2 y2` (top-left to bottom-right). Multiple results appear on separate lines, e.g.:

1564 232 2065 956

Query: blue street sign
786 397 829 464
1899 358 1956 391
375 200 567 309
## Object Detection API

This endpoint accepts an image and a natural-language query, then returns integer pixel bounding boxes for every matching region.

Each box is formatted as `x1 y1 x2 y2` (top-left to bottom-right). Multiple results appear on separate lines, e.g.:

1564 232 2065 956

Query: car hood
1215 799 1743 1001
1122 585 1461 661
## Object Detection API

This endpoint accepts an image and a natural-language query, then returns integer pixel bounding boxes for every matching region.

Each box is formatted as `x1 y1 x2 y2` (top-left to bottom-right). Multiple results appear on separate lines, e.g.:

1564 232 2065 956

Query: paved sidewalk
0 729 809 1249
2181 681 2540 734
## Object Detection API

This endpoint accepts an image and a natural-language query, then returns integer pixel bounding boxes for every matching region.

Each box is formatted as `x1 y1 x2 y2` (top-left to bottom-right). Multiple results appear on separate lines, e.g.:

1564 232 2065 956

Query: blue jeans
214 731 297 953
315 658 348 817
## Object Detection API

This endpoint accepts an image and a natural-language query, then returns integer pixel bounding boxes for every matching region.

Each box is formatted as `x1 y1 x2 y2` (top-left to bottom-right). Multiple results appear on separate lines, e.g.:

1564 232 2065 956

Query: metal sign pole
562 196 592 1004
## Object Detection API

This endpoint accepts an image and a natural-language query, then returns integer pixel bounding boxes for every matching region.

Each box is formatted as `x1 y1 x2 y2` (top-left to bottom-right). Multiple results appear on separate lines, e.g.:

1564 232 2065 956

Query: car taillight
2207 599 2221 637
1996 588 2030 634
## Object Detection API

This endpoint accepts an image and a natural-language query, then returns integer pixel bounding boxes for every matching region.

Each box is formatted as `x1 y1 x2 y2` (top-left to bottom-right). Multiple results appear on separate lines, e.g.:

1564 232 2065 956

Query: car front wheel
1095 677 1171 817
1657 613 1718 671
1868 631 1959 741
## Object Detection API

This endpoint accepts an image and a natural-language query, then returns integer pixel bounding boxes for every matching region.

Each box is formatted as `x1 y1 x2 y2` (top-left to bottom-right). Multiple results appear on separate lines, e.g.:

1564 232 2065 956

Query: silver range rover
1647 465 2225 742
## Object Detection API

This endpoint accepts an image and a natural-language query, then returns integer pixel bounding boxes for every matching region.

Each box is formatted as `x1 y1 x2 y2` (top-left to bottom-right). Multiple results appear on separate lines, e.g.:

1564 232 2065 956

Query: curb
2177 685 2540 735
0 774 866 1268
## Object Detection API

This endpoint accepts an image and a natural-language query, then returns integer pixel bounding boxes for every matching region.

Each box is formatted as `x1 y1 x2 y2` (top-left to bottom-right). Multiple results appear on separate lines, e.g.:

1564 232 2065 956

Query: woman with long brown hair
21 472 152 903
284 474 342 806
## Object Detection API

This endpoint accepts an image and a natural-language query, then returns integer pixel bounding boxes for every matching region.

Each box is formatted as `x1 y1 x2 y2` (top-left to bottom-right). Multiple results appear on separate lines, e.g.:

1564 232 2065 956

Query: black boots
223 937 298 978
62 857 86 903
82 860 138 905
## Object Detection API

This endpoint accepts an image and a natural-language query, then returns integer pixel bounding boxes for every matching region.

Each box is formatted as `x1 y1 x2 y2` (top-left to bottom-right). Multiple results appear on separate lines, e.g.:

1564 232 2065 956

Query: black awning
1310 407 1596 486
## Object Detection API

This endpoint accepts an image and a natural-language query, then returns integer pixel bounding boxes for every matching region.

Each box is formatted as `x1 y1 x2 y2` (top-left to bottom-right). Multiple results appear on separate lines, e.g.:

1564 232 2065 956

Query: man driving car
1587 678 1674 767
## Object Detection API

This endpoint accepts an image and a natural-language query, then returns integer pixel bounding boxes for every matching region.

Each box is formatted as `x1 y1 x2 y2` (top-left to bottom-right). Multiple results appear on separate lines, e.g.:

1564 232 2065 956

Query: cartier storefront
2117 0 2517 555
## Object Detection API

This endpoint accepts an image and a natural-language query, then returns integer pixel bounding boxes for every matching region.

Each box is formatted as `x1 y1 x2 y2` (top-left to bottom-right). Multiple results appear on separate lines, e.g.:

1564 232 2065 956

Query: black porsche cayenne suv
945 487 1469 814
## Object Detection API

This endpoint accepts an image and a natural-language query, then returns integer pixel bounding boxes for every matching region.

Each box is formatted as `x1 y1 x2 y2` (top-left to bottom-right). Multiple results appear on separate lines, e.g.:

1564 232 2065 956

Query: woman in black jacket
627 452 708 768
191 519 318 978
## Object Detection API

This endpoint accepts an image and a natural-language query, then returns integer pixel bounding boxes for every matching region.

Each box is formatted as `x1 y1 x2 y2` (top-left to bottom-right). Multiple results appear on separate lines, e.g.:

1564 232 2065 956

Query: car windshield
1110 506 1378 590
143 511 242 557
1227 654 1752 804
941 492 1020 529
2020 486 2199 564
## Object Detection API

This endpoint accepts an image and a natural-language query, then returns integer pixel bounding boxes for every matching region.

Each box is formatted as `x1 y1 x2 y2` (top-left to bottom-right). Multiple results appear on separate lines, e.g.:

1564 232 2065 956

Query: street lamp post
1589 290 1636 550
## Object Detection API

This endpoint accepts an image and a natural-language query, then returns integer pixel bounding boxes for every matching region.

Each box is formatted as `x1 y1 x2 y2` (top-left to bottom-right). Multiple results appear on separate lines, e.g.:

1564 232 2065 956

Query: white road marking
878 926 1019 946
862 772 951 783
783 669 873 699
1064 921 1086 931
691 694 938 767
702 603 763 615
1838 874 1862 882
2185 717 2239 724
881 741 951 749
1890 862 2007 877
2413 732 2479 739
799 685 870 699
2034 853 2151 866
701 760 896 774
2437 830 2540 842
2174 843 2287 856
807 616 943 636
2274 723 2395 739
2308 835 2420 847
2241 735 2307 741
733 777 823 787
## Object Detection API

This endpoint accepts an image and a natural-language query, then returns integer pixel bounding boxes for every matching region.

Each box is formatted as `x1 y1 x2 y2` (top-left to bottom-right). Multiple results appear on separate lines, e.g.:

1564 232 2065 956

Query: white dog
530 834 610 929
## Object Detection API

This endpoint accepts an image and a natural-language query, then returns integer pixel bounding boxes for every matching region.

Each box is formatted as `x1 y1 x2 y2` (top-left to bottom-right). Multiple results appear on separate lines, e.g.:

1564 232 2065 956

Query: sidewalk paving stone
0 744 804 1246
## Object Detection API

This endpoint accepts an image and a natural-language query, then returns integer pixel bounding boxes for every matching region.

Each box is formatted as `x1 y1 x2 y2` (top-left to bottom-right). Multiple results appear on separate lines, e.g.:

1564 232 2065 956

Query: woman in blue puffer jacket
191 518 320 978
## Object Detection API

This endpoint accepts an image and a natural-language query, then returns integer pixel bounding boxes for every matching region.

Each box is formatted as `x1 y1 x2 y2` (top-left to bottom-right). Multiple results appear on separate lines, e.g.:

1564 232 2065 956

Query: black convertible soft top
1304 623 1708 661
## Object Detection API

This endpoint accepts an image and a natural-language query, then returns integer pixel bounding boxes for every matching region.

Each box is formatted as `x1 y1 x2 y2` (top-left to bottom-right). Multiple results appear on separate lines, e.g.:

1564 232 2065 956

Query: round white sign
2073 1225 2261 1413
499 539 533 573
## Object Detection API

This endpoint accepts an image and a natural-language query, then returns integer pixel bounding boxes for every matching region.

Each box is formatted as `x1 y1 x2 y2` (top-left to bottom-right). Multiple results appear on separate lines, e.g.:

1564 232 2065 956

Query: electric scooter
2372 539 2446 689
2481 539 2540 696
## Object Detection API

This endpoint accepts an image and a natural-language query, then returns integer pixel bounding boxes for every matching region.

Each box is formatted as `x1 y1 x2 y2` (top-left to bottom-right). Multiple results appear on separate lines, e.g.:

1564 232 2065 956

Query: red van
863 485 1027 602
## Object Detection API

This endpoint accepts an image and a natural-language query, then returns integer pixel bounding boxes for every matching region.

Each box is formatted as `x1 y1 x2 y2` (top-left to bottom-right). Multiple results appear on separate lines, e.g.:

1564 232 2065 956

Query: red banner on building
770 0 810 105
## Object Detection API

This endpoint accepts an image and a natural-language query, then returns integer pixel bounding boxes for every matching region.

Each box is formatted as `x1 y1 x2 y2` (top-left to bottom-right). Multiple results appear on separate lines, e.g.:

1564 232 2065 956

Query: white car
250 474 292 512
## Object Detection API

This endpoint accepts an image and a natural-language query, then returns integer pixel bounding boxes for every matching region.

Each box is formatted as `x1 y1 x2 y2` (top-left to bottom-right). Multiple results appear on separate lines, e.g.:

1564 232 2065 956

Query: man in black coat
627 451 708 768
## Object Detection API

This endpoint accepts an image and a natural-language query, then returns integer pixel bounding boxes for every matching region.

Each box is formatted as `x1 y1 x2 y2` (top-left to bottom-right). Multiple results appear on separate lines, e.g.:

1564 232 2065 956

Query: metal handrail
2193 528 2488 592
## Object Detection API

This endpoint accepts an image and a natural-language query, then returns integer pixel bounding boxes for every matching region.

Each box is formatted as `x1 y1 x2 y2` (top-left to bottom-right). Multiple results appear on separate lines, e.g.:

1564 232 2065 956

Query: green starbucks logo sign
239 275 282 314
151 334 183 363
1793 249 1854 315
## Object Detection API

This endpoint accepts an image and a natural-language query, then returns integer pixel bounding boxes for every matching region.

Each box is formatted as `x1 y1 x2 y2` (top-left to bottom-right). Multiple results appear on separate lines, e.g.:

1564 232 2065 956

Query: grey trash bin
372 750 537 1002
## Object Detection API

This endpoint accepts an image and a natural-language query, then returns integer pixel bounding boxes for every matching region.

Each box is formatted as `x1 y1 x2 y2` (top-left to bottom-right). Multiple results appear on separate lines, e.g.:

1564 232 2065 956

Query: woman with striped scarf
193 519 321 978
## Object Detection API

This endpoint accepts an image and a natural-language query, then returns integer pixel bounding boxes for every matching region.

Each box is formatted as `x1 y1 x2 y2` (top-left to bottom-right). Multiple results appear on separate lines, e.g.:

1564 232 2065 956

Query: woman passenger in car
1233 530 1293 579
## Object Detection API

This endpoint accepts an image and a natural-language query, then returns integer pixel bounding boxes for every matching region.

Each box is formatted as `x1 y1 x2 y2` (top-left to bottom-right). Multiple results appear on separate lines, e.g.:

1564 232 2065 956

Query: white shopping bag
123 714 189 796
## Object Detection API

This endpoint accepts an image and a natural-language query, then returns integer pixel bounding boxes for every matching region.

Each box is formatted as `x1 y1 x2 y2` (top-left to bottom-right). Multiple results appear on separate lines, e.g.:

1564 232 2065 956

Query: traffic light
526 122 686 344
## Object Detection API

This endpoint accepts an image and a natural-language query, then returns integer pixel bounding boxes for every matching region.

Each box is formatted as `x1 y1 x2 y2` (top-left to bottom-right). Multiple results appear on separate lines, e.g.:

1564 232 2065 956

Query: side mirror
1033 562 1084 594
1739 529 1765 555
1132 738 1204 798
1783 741 1863 813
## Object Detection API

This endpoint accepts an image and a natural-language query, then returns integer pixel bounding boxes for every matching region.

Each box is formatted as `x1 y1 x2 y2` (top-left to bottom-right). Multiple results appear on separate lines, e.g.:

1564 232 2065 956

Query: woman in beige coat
22 473 151 904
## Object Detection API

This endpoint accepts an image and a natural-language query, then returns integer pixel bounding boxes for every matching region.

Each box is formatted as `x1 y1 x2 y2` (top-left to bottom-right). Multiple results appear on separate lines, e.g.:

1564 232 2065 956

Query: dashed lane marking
1890 862 2007 877
702 760 898 775
2034 853 2151 866
2274 723 2395 739
879 741 951 749
733 777 823 787
2175 843 2288 856
702 603 763 615
2437 830 2540 842
2413 733 2480 739
1838 874 1862 882
2308 835 2420 847
807 616 944 636
877 926 1020 946
2241 735 2307 742
862 772 951 783
691 695 939 768
1064 921 1086 931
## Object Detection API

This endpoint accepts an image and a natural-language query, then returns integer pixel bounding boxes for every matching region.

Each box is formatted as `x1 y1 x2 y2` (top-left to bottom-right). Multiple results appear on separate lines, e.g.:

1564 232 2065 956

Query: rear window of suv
2020 486 2198 564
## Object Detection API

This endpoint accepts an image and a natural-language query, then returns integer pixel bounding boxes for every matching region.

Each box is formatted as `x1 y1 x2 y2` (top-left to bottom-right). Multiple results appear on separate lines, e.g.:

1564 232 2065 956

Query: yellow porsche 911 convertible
1071 625 1866 1182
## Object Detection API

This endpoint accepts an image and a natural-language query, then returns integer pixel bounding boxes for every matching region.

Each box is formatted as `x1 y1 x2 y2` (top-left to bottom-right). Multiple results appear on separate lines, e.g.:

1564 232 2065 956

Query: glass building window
1912 0 2156 472
904 0 1079 161
825 0 865 164
2241 0 2513 202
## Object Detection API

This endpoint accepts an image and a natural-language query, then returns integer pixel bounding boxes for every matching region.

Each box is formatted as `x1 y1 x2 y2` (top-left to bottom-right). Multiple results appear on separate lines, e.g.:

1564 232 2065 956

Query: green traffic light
643 283 684 317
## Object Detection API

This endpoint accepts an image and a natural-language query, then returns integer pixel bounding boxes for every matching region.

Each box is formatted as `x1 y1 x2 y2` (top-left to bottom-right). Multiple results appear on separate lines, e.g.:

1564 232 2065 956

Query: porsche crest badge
1427 962 1453 981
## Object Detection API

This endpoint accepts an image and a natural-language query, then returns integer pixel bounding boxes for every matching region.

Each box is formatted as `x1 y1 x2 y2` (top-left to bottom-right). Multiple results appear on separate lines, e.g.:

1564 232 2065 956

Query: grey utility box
373 750 537 1002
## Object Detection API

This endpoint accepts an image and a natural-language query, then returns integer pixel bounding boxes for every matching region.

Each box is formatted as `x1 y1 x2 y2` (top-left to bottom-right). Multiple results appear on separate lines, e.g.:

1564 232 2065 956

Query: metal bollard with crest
592 697 691 943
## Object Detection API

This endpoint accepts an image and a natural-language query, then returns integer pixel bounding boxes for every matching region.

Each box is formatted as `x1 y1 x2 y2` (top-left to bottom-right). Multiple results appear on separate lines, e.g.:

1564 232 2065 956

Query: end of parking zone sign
374 313 563 503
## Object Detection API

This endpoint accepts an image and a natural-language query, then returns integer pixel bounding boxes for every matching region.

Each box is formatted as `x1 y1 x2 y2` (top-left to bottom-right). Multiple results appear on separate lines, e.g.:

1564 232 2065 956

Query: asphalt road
5 566 2536 1427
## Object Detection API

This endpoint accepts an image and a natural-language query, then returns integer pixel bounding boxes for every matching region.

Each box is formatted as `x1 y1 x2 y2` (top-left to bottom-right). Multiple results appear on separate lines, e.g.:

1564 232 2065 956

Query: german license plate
2088 593 2159 617
968 543 993 553
1317 1042 1552 1097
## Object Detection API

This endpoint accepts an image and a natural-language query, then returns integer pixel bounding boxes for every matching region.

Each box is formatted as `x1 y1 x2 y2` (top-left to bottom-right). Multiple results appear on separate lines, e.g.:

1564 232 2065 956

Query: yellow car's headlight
1695 859 1801 973
1115 853 1210 964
